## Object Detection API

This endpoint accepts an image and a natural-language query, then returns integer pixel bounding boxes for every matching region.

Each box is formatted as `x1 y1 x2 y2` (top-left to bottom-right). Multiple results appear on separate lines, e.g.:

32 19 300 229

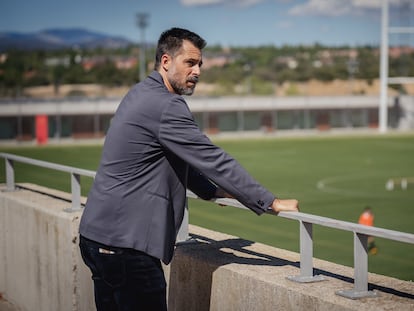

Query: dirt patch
24 84 130 99
275 79 412 97
22 79 413 99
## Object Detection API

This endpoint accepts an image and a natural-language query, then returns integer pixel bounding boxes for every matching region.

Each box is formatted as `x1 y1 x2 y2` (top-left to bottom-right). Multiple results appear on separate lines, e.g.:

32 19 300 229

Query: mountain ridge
0 28 134 51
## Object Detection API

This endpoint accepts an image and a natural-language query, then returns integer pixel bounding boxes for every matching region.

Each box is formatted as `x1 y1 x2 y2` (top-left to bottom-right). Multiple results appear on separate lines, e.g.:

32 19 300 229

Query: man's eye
187 60 201 67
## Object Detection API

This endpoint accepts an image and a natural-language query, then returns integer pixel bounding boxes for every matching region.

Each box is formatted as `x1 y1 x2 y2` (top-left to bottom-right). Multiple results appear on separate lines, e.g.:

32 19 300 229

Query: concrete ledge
169 226 414 311
1 184 413 311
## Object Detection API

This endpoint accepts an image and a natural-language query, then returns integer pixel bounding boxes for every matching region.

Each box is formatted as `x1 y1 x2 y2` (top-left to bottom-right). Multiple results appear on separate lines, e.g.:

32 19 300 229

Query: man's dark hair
154 27 207 70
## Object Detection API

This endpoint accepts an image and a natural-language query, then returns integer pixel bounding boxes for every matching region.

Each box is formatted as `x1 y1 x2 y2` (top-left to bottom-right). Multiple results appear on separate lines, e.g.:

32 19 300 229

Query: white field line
316 173 390 198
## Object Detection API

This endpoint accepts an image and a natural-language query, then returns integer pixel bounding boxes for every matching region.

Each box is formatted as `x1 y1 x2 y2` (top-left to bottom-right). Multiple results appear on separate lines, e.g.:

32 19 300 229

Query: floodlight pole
379 0 389 133
137 13 149 82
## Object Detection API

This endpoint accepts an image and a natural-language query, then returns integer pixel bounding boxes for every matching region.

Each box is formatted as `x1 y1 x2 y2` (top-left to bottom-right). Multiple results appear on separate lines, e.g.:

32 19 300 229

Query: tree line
0 44 413 97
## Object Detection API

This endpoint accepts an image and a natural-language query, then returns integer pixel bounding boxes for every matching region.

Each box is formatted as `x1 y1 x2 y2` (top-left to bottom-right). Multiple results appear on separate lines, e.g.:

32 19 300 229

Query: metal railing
1 152 413 299
1 152 96 212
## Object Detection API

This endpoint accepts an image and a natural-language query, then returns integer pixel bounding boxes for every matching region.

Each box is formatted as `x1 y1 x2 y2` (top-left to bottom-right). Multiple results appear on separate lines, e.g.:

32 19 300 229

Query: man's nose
193 64 201 76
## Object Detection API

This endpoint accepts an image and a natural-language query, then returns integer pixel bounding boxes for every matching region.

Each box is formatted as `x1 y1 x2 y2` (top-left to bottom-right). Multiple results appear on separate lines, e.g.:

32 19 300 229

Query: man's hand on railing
271 199 299 213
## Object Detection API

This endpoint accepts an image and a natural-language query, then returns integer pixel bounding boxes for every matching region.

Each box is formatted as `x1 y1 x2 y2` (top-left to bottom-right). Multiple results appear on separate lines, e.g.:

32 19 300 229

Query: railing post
5 157 15 191
176 191 199 245
64 173 82 212
355 233 369 292
287 220 325 283
176 205 190 243
336 232 379 299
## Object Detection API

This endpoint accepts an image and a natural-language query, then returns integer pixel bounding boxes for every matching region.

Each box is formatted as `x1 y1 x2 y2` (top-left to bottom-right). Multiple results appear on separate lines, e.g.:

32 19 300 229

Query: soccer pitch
0 133 413 281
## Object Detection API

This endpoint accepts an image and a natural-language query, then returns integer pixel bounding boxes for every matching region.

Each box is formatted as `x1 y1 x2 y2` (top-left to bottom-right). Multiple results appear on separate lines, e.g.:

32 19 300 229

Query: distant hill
0 28 134 51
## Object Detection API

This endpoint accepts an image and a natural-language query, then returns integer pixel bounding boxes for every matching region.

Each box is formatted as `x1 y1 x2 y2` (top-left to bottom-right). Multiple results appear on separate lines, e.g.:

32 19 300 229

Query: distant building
0 95 407 142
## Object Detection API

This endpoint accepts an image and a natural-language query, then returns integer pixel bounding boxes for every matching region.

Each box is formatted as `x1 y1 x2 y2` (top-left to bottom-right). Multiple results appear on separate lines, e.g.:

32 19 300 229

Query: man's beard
169 76 198 96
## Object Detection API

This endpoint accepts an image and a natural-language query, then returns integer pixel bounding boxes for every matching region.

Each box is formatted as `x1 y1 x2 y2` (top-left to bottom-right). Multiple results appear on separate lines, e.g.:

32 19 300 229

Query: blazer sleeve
158 96 276 215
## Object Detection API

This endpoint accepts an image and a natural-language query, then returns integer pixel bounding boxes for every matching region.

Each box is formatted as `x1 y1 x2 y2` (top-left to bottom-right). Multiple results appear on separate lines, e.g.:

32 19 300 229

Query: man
79 27 299 311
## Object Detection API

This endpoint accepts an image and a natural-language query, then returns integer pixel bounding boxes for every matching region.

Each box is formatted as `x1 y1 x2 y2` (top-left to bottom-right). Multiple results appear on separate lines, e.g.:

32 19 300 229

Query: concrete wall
1 184 413 311
0 184 95 311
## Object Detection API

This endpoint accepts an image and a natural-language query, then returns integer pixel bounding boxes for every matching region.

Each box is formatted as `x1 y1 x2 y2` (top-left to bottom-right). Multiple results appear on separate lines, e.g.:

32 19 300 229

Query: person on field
78 27 299 311
358 206 378 255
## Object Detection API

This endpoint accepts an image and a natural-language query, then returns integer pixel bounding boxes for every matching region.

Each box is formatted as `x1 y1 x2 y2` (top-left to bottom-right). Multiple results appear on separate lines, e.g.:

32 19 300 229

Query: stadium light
379 0 389 133
136 13 149 82
379 0 414 133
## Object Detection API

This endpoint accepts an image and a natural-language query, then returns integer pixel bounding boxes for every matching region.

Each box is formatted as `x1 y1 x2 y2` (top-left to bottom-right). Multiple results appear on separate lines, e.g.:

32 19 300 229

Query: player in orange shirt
358 206 378 255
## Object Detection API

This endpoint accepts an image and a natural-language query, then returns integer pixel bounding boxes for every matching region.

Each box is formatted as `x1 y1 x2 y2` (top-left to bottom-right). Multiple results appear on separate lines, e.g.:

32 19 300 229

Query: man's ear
161 54 171 71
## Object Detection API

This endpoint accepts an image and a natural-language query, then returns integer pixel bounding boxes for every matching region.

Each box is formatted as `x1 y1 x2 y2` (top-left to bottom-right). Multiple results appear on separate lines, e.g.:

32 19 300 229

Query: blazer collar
148 71 165 86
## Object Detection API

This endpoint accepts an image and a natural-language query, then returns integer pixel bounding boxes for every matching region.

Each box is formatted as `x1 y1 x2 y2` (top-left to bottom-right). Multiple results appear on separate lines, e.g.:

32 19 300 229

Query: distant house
113 56 138 70
81 55 138 71
44 56 71 67
202 51 236 69
81 56 106 71
389 46 414 58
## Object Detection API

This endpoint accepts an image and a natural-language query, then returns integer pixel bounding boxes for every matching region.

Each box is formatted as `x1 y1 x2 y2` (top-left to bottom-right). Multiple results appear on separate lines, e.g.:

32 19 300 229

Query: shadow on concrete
168 233 413 310
313 268 414 300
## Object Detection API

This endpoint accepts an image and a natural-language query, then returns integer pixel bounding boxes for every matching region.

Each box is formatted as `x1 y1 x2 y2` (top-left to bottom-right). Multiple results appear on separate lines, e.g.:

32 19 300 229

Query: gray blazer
79 71 275 264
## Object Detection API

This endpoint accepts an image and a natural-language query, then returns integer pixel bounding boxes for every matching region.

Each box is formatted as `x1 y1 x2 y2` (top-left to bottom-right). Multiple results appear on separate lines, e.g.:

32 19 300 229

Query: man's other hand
271 199 299 213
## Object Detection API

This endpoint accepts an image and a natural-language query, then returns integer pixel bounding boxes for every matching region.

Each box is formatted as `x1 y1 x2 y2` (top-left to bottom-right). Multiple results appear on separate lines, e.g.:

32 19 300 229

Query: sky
0 0 413 47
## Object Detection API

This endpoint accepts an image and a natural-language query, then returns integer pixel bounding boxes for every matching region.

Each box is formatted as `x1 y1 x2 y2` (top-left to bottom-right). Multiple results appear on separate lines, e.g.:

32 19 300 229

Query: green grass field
1 133 413 281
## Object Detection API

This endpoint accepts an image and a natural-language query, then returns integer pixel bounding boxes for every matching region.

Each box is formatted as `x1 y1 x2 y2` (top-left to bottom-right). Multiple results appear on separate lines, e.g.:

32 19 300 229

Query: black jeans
79 235 167 311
